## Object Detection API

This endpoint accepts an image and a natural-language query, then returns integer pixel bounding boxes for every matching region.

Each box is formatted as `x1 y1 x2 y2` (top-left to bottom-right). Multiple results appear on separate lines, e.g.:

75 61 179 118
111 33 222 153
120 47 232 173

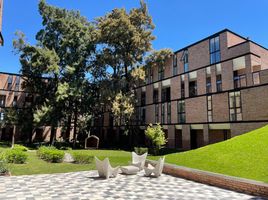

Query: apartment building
1 29 268 149
98 29 268 150
0 73 63 142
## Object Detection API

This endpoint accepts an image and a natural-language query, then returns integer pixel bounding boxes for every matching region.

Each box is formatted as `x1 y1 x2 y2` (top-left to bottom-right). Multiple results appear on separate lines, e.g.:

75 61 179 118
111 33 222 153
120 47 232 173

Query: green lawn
149 125 268 183
3 149 131 176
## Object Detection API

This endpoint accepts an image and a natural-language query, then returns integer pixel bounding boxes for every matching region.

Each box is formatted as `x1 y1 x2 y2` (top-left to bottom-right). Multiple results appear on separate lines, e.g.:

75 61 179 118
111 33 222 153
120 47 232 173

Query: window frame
209 36 221 64
177 100 186 123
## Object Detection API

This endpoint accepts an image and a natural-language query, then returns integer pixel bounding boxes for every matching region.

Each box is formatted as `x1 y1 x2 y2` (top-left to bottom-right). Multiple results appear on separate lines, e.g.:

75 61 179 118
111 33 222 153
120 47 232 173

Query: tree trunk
65 115 72 142
72 108 78 149
50 126 56 146
11 125 16 148
28 126 34 145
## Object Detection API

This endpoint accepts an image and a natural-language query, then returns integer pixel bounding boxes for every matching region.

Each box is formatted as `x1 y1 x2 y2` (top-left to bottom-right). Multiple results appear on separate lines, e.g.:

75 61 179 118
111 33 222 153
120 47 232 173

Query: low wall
146 160 268 198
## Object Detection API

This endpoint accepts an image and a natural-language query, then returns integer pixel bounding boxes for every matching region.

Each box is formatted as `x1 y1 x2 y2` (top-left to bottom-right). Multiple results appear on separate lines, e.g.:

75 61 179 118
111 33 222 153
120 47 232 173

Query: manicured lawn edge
147 160 268 198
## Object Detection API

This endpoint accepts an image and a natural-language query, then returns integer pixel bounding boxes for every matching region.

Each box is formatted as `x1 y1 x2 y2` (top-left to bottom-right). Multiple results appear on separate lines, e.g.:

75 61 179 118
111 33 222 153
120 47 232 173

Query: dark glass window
229 91 242 121
234 71 246 88
210 36 221 64
155 104 159 123
183 50 189 72
13 96 18 107
189 81 197 97
181 81 185 98
216 74 222 92
173 54 178 75
15 76 20 91
206 77 212 93
141 107 146 124
161 87 170 102
161 103 165 124
158 66 164 80
141 92 146 106
153 89 158 103
7 75 13 90
167 102 171 123
177 100 185 123
0 95 6 107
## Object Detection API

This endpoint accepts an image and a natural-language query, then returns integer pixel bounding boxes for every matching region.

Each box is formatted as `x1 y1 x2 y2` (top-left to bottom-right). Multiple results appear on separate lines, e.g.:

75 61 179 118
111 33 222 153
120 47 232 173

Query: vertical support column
245 55 253 86
167 125 175 148
203 124 209 146
182 124 191 150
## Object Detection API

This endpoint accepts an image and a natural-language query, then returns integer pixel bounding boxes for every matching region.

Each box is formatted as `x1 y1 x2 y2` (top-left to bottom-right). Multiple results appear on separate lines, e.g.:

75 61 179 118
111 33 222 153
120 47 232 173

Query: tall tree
94 0 155 132
14 0 96 146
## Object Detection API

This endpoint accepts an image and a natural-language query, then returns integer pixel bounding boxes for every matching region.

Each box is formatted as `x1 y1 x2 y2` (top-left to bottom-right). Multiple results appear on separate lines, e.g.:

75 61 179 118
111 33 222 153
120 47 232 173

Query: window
161 87 170 102
136 108 140 125
161 103 165 124
140 107 146 124
210 36 221 64
207 96 212 122
7 75 13 90
155 104 159 123
182 50 189 72
167 102 171 123
206 77 212 93
216 74 222 92
173 54 178 75
0 112 4 121
13 96 18 107
153 89 158 103
189 81 197 97
146 67 153 84
15 76 20 91
181 79 185 98
158 66 164 80
0 95 5 107
234 71 246 88
229 91 242 121
177 100 185 123
141 92 146 106
253 72 260 85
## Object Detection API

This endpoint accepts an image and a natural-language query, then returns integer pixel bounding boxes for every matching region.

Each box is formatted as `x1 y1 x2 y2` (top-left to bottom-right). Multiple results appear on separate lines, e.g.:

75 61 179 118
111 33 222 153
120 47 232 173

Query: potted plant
145 123 167 155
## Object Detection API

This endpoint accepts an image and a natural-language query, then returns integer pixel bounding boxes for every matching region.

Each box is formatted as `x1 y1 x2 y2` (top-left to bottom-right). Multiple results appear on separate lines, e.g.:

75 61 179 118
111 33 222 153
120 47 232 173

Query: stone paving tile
0 171 266 200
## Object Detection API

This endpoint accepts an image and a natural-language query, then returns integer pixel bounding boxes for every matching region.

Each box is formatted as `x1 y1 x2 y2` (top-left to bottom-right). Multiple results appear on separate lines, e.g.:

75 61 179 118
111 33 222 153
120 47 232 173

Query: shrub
134 147 148 155
4 149 28 164
71 152 93 164
145 123 167 155
37 146 64 163
13 144 28 152
0 161 10 174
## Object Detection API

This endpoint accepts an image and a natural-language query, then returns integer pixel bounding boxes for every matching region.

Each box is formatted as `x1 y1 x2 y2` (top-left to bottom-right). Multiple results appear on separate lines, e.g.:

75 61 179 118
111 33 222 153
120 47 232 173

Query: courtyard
0 170 264 200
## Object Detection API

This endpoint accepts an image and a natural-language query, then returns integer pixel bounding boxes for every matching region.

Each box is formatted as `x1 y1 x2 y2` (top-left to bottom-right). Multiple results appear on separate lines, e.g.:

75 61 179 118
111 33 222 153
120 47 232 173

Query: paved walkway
0 171 266 200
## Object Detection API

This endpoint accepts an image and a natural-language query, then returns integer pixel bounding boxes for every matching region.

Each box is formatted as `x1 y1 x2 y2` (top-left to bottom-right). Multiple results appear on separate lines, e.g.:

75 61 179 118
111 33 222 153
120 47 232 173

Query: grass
149 125 268 183
0 149 131 176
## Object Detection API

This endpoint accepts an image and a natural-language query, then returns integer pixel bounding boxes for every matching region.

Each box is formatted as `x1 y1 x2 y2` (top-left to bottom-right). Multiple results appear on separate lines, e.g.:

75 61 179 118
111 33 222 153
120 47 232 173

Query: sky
1 0 268 74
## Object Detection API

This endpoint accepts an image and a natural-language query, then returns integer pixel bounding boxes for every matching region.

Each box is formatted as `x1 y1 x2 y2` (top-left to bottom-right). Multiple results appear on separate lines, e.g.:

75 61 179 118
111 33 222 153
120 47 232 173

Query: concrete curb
146 160 268 198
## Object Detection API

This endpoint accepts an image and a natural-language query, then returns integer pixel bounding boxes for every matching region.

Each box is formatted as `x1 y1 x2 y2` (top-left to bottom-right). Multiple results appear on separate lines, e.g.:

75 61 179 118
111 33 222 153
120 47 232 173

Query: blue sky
1 0 268 74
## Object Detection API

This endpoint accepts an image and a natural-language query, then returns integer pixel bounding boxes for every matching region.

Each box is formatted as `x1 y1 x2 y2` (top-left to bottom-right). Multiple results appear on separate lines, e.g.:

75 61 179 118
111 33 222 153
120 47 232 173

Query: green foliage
145 123 167 154
4 149 28 164
0 161 10 174
37 146 64 163
149 125 268 183
71 152 94 164
134 147 148 155
111 91 134 125
13 144 28 152
145 49 173 68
